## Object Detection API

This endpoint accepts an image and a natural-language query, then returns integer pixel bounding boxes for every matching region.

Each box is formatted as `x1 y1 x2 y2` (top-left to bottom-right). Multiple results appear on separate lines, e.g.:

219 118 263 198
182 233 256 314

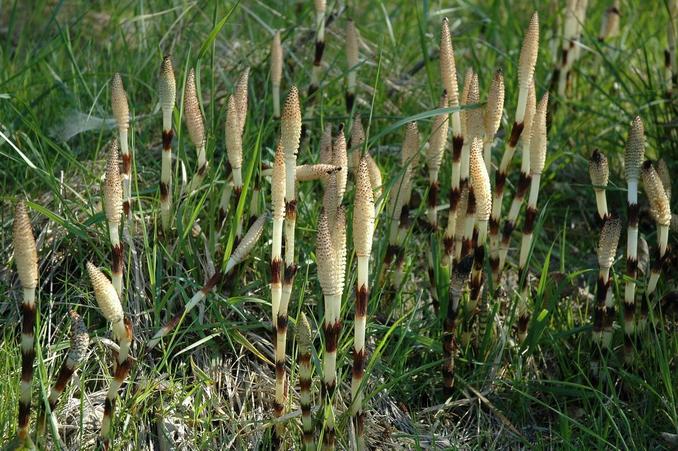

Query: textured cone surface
296 164 341 181
234 68 249 134
439 18 459 107
281 86 302 160
184 69 205 149
271 32 283 86
589 149 609 187
470 138 491 221
642 161 671 226
520 84 537 147
111 73 129 129
86 262 123 324
529 92 549 175
333 129 348 203
484 70 505 138
13 201 38 289
403 122 420 168
354 157 375 257
366 154 382 197
323 172 339 220
346 20 359 68
317 212 340 296
465 72 483 140
104 140 123 225
67 310 90 364
333 206 348 293
518 12 540 91
624 116 644 181
159 56 176 112
351 114 365 150
225 95 242 170
460 69 473 137
229 214 267 267
297 312 313 353
271 143 286 220
426 92 449 173
598 216 621 269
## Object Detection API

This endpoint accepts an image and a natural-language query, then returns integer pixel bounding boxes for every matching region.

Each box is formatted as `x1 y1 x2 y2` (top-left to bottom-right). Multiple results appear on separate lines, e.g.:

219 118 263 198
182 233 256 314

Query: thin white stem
519 175 541 270
594 190 608 220
160 139 172 231
624 179 639 335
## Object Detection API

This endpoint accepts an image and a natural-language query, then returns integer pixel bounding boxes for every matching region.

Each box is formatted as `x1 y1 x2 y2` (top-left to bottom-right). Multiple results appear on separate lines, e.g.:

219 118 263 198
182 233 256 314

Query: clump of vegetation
2 2 676 449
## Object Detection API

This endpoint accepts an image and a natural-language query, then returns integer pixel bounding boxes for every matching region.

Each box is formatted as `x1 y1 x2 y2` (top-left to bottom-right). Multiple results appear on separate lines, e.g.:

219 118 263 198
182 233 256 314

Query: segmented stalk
445 70 471 263
271 142 287 424
426 91 449 230
104 140 124 300
111 73 131 224
273 87 302 440
497 85 537 274
426 91 449 310
440 18 464 263
352 157 375 450
442 256 472 395
316 208 346 450
468 139 492 342
516 93 549 342
309 0 327 98
557 0 588 97
159 56 176 232
13 201 38 448
346 19 359 111
640 160 672 330
86 262 132 450
622 117 644 360
297 313 315 450
489 12 539 285
385 122 419 287
592 217 621 356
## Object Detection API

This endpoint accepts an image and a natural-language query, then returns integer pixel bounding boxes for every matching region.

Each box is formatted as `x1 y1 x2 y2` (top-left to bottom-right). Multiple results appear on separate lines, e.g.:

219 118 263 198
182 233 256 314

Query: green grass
1 0 677 449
